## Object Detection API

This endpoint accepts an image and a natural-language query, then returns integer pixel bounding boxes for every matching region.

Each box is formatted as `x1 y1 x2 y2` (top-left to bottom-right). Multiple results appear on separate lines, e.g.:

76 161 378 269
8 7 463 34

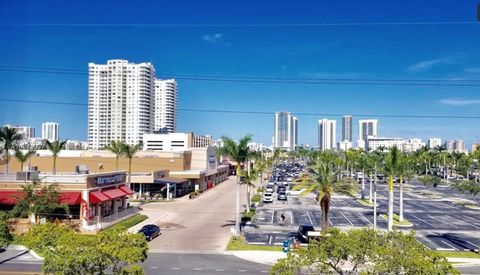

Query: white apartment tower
357 119 378 149
427 138 442 149
153 79 177 133
318 119 336 151
88 59 158 149
273 112 297 150
42 122 59 141
3 125 35 139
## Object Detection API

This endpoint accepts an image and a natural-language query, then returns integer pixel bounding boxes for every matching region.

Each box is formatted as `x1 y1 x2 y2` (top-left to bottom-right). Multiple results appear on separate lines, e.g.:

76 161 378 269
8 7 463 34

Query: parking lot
244 180 480 252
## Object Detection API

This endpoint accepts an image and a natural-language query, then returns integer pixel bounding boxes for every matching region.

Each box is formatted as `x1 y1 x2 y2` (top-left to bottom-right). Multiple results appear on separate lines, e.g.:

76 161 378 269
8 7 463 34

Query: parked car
297 224 316 243
138 224 161 241
278 191 287 201
263 192 273 203
266 186 274 193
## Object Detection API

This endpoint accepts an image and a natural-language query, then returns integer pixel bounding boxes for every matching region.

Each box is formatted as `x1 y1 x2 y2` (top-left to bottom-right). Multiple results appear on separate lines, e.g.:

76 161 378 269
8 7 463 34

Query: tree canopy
22 223 148 274
271 228 457 275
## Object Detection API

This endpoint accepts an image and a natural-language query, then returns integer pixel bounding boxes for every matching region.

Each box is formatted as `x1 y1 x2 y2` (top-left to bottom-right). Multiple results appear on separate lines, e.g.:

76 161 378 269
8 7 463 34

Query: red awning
58 192 82 205
0 191 24 205
102 187 125 199
118 185 134 195
89 190 110 204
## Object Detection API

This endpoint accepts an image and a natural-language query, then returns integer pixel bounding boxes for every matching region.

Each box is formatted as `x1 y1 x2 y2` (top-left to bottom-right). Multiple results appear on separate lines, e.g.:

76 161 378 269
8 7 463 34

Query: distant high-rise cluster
273 112 298 151
87 59 177 150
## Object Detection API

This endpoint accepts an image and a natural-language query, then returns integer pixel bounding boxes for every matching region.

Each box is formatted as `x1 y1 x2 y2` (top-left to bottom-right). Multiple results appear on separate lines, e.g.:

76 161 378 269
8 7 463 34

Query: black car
297 224 315 243
138 224 161 241
278 191 287 200
277 186 286 193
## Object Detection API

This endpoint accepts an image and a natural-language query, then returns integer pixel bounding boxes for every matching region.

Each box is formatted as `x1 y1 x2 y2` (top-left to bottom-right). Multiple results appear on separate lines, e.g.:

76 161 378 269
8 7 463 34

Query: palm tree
397 153 415 222
296 159 356 232
45 140 67 175
14 148 36 172
120 143 142 189
0 126 23 174
384 146 400 231
104 140 124 170
216 135 252 235
240 168 258 212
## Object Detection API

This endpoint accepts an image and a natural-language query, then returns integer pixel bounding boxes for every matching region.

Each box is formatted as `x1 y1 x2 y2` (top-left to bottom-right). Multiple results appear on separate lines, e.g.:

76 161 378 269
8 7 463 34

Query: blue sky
0 0 479 147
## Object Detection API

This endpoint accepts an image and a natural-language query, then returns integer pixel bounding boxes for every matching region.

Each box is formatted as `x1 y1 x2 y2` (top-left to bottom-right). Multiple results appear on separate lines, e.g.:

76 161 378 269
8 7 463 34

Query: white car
266 187 274 193
263 192 273 203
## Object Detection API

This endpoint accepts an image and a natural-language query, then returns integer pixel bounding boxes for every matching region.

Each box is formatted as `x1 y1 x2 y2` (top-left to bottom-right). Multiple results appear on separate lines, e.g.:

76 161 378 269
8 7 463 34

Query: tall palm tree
216 135 252 235
240 168 258 212
14 148 36 172
0 126 23 174
121 143 142 189
296 159 356 232
45 140 67 175
398 154 415 222
104 140 124 170
384 146 400 231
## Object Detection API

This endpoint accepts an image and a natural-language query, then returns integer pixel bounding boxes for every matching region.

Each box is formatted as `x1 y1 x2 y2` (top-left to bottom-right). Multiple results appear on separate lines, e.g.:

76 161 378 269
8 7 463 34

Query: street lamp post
373 164 377 231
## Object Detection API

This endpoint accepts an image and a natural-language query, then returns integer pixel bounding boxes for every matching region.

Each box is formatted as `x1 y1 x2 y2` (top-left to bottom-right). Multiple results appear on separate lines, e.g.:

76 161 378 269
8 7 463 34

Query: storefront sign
95 174 124 185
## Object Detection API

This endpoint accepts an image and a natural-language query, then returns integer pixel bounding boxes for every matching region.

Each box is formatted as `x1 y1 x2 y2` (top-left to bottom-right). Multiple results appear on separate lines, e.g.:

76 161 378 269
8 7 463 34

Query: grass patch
257 187 265 193
227 236 283 251
104 214 148 232
357 199 376 207
436 251 480 259
380 213 413 227
465 204 480 210
241 210 256 222
251 194 261 203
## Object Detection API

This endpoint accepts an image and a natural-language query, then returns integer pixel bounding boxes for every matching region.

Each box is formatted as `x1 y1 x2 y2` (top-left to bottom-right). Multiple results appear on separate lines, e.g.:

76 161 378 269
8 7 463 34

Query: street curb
29 249 44 260
149 249 226 254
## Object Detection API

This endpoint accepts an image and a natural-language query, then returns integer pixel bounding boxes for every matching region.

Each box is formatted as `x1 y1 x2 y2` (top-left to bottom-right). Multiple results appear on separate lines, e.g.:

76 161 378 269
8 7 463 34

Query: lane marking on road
261 271 269 273
340 211 354 227
268 235 273 245
274 242 283 245
171 267 180 270
238 269 247 272
215 269 224 272
306 211 314 225
410 214 437 228
194 267 203 271
271 211 275 224
151 266 159 269
440 240 458 250
359 213 372 225
290 211 294 225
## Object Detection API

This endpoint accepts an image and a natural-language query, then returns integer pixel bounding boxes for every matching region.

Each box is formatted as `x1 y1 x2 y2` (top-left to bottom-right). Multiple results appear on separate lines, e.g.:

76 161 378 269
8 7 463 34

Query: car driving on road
138 224 161 241
263 192 273 203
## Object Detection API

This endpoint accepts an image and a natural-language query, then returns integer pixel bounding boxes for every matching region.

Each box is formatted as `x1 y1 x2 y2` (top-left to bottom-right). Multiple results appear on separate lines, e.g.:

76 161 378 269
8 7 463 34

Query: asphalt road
245 180 480 252
0 252 271 275
140 176 247 252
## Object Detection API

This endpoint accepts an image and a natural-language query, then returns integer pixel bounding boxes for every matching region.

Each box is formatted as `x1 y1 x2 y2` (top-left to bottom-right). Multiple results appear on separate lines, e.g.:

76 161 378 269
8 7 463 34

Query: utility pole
373 164 377 231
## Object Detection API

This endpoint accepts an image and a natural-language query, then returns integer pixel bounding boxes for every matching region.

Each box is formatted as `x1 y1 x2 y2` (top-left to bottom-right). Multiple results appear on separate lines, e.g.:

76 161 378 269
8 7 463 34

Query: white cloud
439 98 480 106
407 57 453 72
202 33 223 43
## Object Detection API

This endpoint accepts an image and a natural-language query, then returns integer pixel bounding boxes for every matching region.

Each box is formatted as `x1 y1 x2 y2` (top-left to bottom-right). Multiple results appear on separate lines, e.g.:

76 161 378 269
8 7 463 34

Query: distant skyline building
427 138 442 149
3 125 35 139
367 137 403 152
42 122 59 141
342 115 352 142
87 59 178 150
472 143 480 153
292 117 298 148
357 119 378 149
455 140 465 153
153 79 177 134
318 119 336 151
273 112 297 150
446 140 455 152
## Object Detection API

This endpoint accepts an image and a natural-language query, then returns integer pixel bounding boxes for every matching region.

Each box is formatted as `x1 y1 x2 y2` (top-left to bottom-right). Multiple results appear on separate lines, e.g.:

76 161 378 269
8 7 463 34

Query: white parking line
359 213 372 225
342 199 351 207
290 211 294 225
410 214 437 228
248 242 265 245
441 240 458 250
465 240 480 249
330 200 336 207
328 218 333 226
306 211 314 225
271 211 275 224
268 235 273 245
340 212 354 227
